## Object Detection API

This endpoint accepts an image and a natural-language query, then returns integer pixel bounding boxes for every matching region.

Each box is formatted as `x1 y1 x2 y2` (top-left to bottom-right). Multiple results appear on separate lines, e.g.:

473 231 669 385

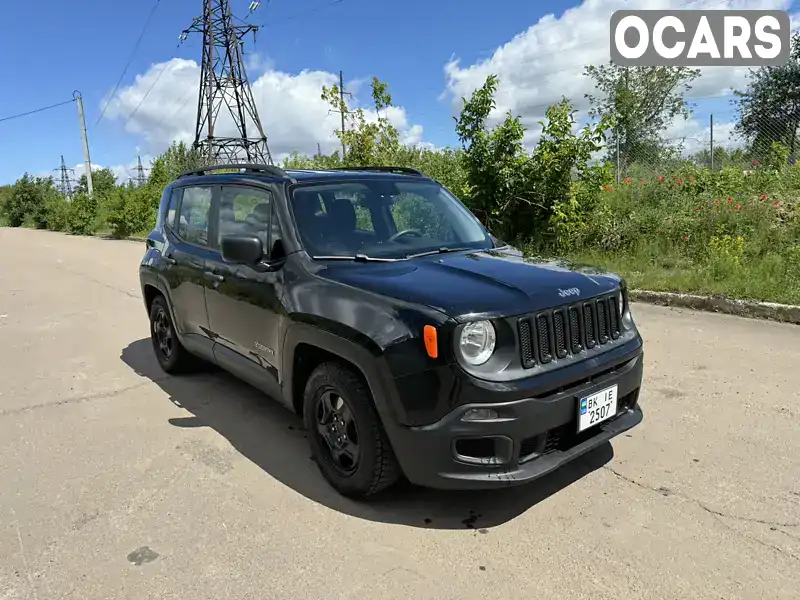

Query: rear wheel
149 295 200 374
303 362 400 498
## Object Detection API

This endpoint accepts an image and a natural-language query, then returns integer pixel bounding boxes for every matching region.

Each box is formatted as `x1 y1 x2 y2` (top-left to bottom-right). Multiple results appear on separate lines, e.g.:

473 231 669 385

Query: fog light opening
462 408 500 422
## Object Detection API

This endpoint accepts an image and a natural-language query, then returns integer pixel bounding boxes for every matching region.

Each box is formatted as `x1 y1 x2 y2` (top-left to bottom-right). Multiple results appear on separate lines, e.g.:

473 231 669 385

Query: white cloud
103 59 427 162
442 0 794 148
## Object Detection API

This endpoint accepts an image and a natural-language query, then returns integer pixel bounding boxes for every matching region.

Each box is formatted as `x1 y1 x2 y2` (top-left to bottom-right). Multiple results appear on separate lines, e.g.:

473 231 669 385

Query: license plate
577 385 618 432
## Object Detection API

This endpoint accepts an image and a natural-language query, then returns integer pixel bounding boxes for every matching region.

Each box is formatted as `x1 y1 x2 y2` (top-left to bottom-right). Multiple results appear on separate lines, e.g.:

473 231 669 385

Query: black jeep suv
139 163 644 498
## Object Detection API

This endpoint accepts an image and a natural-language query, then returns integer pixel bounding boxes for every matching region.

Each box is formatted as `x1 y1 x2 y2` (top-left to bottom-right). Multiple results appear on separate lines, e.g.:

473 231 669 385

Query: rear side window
165 188 181 230
177 186 212 246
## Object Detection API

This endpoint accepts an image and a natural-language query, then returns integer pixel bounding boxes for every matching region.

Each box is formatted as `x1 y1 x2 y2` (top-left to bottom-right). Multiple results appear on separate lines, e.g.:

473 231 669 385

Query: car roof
170 164 435 187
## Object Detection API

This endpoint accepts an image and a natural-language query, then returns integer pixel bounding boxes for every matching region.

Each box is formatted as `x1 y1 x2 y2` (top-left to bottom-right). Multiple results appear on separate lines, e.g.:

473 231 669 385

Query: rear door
204 183 285 398
163 183 219 351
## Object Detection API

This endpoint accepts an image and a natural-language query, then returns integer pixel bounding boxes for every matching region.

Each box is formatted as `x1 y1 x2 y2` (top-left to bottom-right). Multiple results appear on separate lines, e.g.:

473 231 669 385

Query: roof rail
329 166 424 176
177 163 291 180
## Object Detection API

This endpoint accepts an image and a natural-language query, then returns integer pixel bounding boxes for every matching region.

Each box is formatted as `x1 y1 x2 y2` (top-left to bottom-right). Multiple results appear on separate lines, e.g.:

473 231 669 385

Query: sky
0 0 798 185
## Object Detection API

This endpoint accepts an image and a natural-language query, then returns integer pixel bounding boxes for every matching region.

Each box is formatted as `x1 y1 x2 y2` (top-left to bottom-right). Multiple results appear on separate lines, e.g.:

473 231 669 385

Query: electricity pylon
181 0 273 165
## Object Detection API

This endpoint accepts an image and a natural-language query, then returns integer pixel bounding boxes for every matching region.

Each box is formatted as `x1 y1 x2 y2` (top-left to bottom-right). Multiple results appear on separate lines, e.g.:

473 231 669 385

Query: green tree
147 141 204 194
66 192 98 235
76 167 118 198
321 76 401 166
3 174 52 227
106 185 155 238
454 74 530 236
733 33 800 160
583 63 700 172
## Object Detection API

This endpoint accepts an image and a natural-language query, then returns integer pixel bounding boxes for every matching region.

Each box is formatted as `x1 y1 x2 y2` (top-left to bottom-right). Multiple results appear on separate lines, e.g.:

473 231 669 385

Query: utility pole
709 114 714 171
136 155 146 187
339 70 347 160
54 155 74 199
74 90 93 198
182 0 272 165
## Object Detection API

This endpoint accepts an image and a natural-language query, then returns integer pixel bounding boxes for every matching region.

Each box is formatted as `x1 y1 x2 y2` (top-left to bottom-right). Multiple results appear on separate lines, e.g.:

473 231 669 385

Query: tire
303 361 401 499
149 295 200 374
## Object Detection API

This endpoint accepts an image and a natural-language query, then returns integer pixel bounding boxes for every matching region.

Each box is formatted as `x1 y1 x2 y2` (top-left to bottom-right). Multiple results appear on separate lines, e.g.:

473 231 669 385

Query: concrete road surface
0 226 798 600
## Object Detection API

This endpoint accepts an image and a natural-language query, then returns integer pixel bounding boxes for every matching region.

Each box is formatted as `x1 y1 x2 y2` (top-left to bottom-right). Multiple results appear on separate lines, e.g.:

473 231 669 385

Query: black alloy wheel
152 305 174 362
303 362 400 498
314 389 361 475
148 295 200 374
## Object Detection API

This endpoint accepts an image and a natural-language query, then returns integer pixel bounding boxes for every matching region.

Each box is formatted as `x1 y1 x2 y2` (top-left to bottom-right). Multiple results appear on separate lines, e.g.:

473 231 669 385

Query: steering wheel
388 229 422 243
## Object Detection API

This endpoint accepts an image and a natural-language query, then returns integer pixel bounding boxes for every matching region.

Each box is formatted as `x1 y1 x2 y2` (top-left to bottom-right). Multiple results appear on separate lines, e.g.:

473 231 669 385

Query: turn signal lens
423 325 438 358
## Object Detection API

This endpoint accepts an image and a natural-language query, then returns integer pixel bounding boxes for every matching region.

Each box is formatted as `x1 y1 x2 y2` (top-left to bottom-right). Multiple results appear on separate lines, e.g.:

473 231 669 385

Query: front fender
280 320 408 425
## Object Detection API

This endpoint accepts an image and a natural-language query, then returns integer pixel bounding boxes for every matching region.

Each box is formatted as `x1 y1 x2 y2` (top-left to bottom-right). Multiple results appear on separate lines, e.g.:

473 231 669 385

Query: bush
106 186 155 238
66 192 98 235
4 174 47 227
42 193 70 231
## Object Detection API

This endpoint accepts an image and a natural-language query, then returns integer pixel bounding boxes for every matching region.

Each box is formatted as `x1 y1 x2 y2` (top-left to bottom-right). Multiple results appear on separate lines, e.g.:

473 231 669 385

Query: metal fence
610 111 799 183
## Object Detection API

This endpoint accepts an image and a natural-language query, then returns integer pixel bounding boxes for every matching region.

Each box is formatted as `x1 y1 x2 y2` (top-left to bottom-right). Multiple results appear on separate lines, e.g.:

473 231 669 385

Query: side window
177 186 212 246
218 185 275 252
165 188 181 230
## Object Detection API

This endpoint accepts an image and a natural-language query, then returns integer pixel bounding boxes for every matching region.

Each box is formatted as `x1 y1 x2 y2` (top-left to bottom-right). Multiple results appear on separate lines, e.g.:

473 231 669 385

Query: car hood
317 247 622 321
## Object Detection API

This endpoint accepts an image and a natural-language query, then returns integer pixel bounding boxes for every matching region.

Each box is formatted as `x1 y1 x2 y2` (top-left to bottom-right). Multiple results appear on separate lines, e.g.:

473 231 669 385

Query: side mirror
221 234 263 266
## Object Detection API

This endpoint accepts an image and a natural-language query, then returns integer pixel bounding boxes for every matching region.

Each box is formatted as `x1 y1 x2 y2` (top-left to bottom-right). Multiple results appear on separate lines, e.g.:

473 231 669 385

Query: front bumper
385 349 644 490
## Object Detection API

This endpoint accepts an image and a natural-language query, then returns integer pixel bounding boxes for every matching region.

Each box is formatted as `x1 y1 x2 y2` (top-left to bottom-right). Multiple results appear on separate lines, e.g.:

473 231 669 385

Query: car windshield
288 178 494 259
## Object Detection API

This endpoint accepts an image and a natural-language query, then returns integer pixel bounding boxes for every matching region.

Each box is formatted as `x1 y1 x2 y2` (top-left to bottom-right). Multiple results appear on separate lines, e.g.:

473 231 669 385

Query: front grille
536 315 552 364
517 292 624 369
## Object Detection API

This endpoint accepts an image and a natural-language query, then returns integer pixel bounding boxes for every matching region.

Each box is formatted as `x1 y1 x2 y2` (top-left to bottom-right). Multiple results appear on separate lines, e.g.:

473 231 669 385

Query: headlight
459 320 496 365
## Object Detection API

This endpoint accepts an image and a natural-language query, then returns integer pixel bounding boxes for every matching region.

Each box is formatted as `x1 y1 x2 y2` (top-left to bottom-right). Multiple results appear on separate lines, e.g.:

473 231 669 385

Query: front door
164 184 217 351
205 183 285 398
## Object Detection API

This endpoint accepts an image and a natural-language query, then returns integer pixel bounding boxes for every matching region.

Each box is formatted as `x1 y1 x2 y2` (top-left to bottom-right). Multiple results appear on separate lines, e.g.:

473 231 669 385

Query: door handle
163 254 176 265
204 271 224 282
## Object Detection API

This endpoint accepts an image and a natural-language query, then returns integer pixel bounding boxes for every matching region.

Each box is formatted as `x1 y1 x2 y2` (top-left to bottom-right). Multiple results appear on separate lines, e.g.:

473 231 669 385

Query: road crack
0 378 168 417
603 466 799 529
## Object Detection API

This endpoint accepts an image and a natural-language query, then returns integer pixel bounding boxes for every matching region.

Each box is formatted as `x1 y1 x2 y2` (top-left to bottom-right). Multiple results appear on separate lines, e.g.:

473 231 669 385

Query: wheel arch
281 321 405 426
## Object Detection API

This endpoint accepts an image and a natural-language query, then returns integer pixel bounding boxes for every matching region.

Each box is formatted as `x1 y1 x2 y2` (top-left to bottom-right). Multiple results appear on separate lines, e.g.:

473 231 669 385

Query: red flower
715 199 721 205
761 194 768 200
676 178 683 185
639 179 645 185
695 207 701 211
684 236 689 241
773 201 780 207
735 204 742 210
753 159 760 165
728 197 733 203
657 175 664 182
624 177 632 184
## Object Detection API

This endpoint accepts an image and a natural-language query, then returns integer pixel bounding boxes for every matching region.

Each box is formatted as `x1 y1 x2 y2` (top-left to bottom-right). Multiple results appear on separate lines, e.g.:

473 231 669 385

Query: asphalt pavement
0 226 798 600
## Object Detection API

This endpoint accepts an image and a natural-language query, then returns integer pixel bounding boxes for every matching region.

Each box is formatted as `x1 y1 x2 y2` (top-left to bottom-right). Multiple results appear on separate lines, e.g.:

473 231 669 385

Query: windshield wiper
406 247 472 259
312 254 400 262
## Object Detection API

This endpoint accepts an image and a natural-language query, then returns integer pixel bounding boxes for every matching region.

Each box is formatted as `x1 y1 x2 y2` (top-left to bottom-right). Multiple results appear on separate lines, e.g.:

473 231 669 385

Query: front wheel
303 362 400 498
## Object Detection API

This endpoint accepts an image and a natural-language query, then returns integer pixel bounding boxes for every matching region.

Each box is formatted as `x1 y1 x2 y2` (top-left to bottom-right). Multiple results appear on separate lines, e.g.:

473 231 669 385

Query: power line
0 98 74 124
123 61 171 126
96 0 163 125
256 0 343 26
